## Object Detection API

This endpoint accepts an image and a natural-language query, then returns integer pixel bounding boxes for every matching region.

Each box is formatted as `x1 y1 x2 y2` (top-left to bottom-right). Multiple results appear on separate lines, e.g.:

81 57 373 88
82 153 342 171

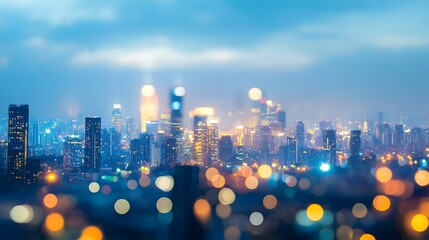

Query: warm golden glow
80 226 103 240
43 194 58 209
45 213 64 232
375 167 393 183
306 204 324 222
194 199 211 223
411 214 429 232
415 170 429 187
258 165 272 179
373 195 391 212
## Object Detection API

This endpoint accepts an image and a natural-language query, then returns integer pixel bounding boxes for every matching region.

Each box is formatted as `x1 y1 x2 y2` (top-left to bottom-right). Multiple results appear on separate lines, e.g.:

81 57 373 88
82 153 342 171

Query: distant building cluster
1 87 429 184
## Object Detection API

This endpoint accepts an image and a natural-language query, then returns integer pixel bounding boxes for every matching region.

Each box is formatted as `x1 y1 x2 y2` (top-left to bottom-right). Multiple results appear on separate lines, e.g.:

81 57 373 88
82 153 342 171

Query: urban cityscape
1 1 429 240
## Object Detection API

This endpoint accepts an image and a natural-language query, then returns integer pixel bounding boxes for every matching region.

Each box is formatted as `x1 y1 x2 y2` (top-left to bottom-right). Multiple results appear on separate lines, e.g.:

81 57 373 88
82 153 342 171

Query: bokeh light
373 195 391 212
360 233 376 240
88 182 100 193
411 214 429 232
258 165 272 179
218 188 236 205
194 199 211 223
352 203 368 219
211 174 226 189
216 204 231 219
307 204 324 222
141 85 156 97
45 213 64 233
43 194 58 209
245 176 259 190
205 167 219 181
414 170 429 187
375 167 393 183
155 176 174 192
249 212 264 226
80 226 103 240
9 205 34 224
263 195 278 210
157 197 173 214
248 87 262 101
114 199 130 215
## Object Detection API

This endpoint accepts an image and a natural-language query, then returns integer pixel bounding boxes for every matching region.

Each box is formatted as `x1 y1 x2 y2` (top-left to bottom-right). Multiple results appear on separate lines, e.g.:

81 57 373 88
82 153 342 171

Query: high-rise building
140 133 152 164
193 107 213 166
140 85 159 133
319 120 333 147
7 104 29 182
101 128 111 163
161 138 178 167
84 117 101 172
218 136 233 165
296 121 305 147
394 124 404 148
286 137 298 166
323 129 337 166
208 120 219 163
349 130 362 162
112 104 122 134
277 110 286 131
0 140 7 174
411 127 425 154
63 136 83 172
171 87 185 162
126 118 136 141
381 123 392 146
25 158 42 184
32 121 39 146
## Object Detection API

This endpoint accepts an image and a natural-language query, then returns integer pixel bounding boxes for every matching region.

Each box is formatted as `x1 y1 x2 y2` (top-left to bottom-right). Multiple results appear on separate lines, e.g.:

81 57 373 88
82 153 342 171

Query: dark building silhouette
171 166 203 240
84 117 101 172
394 124 404 148
323 130 336 166
218 136 233 165
349 130 362 162
296 121 305 147
171 87 185 162
161 138 178 167
25 158 42 184
7 104 29 182
277 110 286 131
411 127 425 155
63 136 83 172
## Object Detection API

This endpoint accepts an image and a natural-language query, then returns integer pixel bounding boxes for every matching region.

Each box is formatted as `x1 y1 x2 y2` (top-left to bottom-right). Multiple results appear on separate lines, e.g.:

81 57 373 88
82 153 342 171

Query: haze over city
1 0 429 126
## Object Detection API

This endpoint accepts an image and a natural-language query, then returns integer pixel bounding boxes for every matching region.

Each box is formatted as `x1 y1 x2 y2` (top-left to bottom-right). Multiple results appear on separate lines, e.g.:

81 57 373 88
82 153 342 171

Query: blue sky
0 0 429 127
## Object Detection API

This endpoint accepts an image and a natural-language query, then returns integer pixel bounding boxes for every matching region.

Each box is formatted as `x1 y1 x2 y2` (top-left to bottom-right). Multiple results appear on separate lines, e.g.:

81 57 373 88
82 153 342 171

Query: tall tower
140 85 158 133
112 104 122 134
193 107 213 166
296 121 305 148
208 120 219 163
7 104 29 182
171 87 185 161
84 117 101 172
349 130 362 162
63 136 83 172
323 129 337 166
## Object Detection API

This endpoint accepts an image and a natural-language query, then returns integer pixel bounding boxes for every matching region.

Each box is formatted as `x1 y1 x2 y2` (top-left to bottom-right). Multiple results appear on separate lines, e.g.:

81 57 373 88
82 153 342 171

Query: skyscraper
323 129 337 166
7 104 29 182
140 85 159 133
171 87 185 162
161 138 178 167
349 130 362 162
277 110 286 132
112 104 122 134
394 124 404 148
218 136 233 165
208 120 219 163
63 136 83 172
296 121 305 147
193 107 213 166
84 117 101 172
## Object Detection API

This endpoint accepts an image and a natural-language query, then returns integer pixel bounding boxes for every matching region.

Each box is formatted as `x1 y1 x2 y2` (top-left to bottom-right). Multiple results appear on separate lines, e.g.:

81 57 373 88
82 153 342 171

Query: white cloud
71 42 314 71
0 0 116 26
25 36 47 48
